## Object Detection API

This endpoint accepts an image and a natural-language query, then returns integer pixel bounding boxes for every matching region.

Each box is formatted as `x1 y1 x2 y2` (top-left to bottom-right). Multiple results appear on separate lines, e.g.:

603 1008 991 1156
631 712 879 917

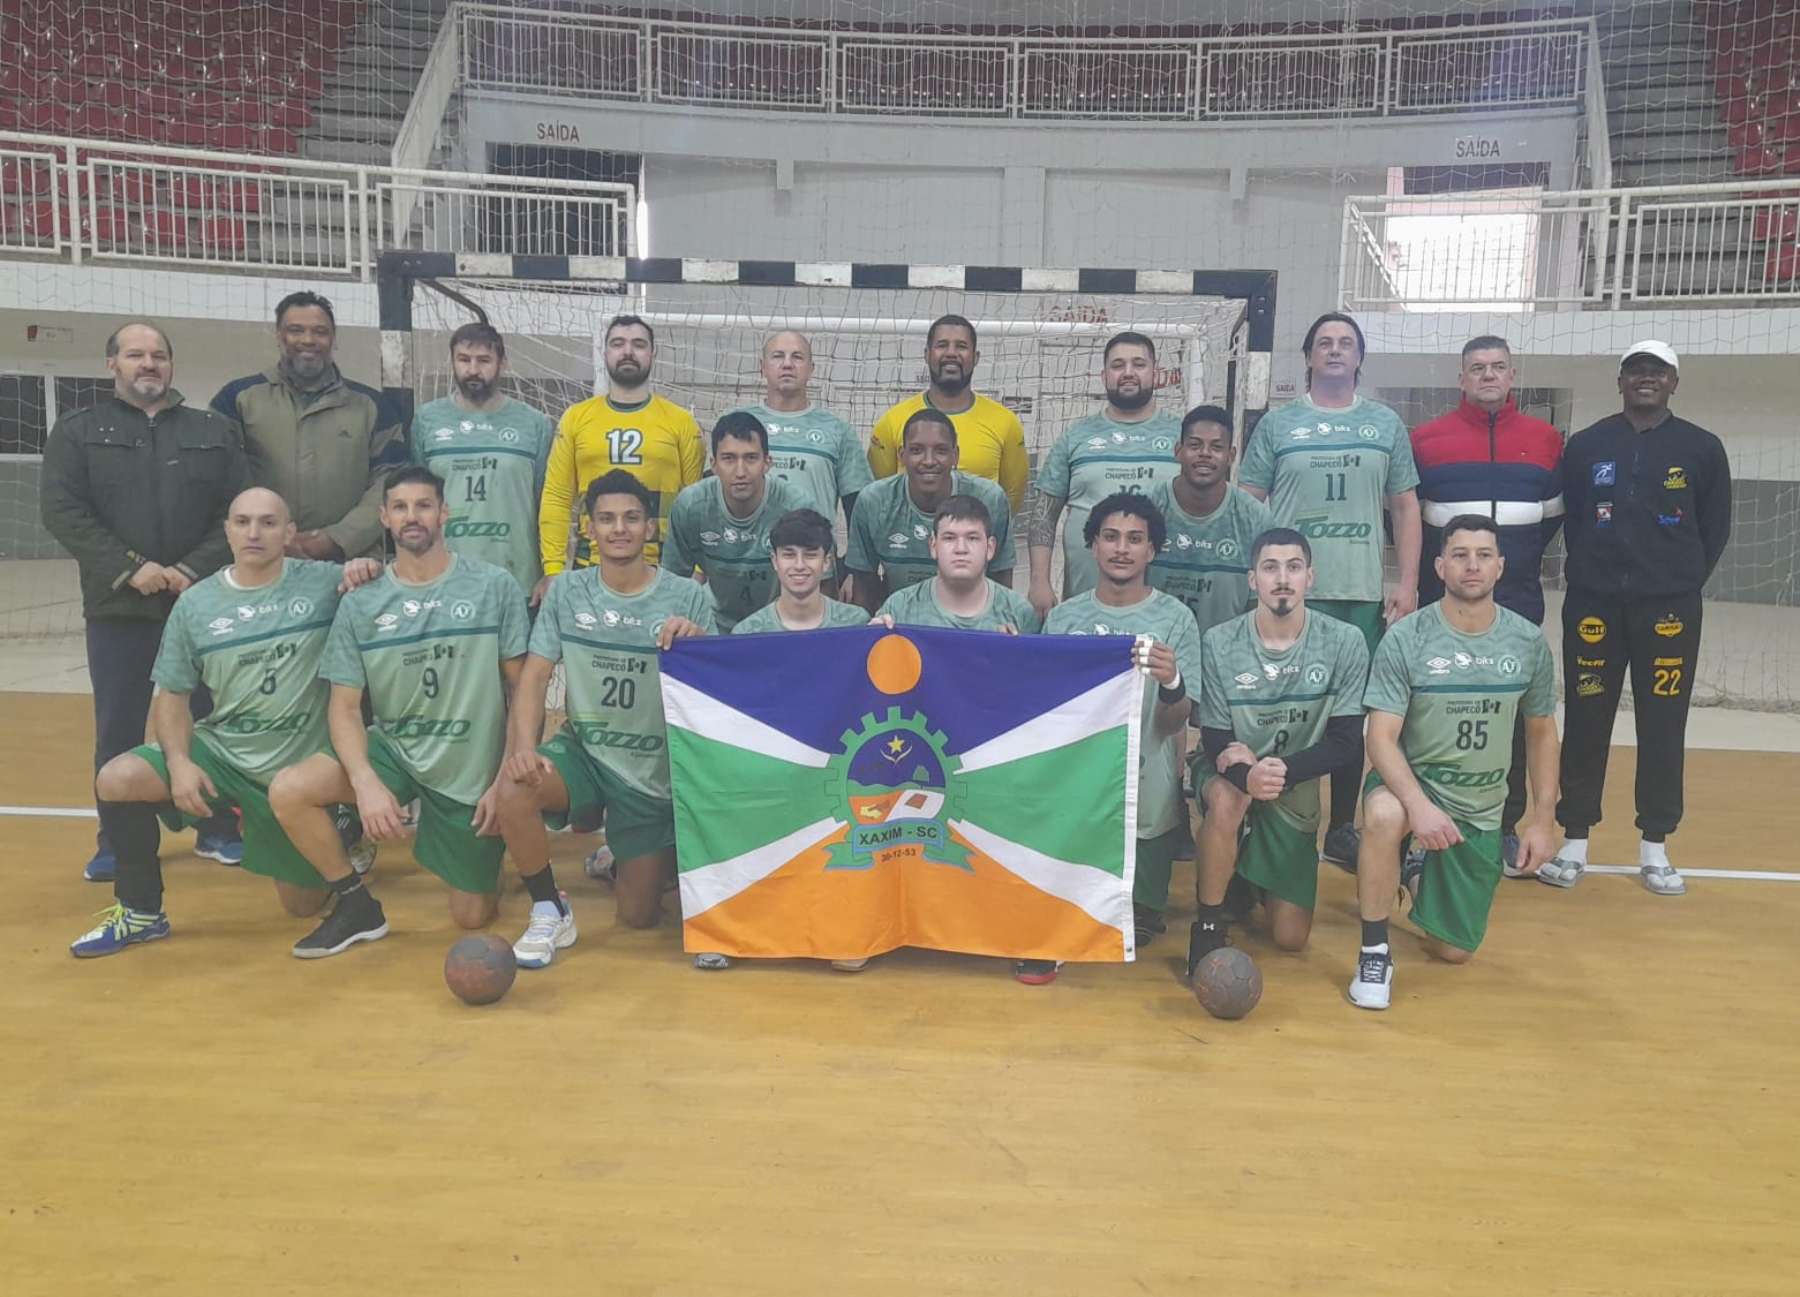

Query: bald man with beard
71 488 382 958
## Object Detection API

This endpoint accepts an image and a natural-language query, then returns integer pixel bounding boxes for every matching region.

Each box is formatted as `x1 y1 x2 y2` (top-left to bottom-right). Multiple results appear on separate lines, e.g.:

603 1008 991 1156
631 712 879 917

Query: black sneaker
1185 920 1228 981
292 891 389 960
1012 959 1059 985
1321 823 1361 874
1133 905 1166 946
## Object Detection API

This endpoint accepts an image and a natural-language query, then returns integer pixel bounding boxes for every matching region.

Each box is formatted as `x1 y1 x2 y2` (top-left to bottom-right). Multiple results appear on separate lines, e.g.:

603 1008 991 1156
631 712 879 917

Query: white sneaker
1347 947 1393 1011
1640 863 1687 896
693 952 731 970
584 843 616 883
513 893 576 969
830 958 869 972
1537 854 1585 888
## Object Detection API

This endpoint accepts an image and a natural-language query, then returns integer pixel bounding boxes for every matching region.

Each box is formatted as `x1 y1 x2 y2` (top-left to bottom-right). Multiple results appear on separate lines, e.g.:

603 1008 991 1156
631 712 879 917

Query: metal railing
1341 180 1800 309
456 4 1593 122
0 131 634 278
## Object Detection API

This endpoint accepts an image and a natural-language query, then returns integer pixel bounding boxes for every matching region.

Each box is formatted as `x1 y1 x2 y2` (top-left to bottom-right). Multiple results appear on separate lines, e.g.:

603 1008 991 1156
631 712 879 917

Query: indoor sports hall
2 1 1795 1293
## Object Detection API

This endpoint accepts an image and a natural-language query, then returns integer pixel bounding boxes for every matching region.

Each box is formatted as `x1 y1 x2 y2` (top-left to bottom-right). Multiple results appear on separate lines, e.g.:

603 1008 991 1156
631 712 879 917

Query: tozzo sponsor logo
390 716 472 738
217 713 310 735
571 720 665 752
447 520 509 538
1417 762 1507 789
1294 515 1372 540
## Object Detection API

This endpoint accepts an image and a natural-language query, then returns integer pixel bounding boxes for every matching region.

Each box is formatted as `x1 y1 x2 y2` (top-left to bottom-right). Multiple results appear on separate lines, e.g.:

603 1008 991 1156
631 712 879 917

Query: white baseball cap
1620 340 1679 370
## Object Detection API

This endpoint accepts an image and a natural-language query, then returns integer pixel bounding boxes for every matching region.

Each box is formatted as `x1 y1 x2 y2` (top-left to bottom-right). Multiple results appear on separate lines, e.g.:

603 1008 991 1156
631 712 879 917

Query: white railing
0 131 634 279
1340 180 1800 310
455 4 1593 123
391 6 464 240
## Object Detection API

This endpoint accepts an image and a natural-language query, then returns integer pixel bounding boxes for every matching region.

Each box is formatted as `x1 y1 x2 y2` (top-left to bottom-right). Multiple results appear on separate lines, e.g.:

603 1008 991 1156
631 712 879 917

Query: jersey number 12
607 428 644 465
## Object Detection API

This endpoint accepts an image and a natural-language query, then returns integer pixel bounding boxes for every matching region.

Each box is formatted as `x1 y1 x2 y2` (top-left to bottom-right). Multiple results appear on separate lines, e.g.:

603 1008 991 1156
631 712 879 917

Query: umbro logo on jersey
433 428 455 441
1233 671 1259 688
1086 437 1108 449
701 531 722 545
1427 656 1451 674
208 616 236 636
574 612 598 629
887 532 910 547
375 613 400 630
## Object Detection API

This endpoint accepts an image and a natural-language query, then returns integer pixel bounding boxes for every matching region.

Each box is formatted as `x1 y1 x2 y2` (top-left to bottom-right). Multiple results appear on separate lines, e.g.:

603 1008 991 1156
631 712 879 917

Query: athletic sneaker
584 843 616 883
1500 833 1528 878
194 831 244 866
1185 920 1228 981
292 893 388 959
70 903 170 957
1347 947 1393 1011
1012 959 1060 985
830 958 869 972
513 892 577 969
1133 905 1165 946
83 847 117 883
1640 863 1687 896
1400 840 1427 906
1321 823 1361 874
693 952 731 970
1537 854 1585 888
348 839 377 877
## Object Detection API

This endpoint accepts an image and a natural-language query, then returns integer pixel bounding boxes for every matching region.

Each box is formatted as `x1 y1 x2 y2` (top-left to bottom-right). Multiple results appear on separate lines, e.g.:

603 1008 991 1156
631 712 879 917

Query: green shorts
133 740 324 889
1364 770 1501 952
538 729 676 863
1131 826 1186 913
1232 800 1322 911
1311 598 1384 656
355 728 504 894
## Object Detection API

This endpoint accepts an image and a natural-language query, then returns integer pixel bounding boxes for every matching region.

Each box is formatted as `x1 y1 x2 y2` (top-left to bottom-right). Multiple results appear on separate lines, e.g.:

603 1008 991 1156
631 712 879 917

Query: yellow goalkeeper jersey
867 391 1029 513
539 393 704 572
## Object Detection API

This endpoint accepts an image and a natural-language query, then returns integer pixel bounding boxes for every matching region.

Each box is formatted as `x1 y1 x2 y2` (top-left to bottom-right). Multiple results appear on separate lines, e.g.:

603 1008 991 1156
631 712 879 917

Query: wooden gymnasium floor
3 689 1797 1296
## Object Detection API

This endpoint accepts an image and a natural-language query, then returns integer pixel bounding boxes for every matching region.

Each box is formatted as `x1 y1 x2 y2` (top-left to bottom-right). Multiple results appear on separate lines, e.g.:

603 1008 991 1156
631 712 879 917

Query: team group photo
4 1 1795 1291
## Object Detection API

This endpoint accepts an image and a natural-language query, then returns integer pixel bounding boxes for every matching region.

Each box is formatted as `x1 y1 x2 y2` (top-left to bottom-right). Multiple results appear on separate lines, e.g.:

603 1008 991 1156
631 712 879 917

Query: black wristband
1157 678 1187 704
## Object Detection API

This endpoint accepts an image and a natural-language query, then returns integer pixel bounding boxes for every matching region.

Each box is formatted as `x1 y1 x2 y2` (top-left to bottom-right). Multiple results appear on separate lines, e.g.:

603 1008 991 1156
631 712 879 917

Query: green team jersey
411 396 556 594
153 559 347 781
1237 395 1418 602
844 471 1015 592
530 565 717 800
661 474 806 632
1363 601 1555 829
732 598 870 634
876 578 1042 633
1044 588 1202 839
1198 608 1370 833
727 402 872 518
1036 410 1183 596
322 555 530 806
1147 481 1273 640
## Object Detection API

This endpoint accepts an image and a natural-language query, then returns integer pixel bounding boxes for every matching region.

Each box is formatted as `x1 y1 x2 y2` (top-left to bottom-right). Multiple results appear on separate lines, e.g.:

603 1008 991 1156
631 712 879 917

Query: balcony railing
1341 180 1800 310
456 4 1592 122
0 131 635 279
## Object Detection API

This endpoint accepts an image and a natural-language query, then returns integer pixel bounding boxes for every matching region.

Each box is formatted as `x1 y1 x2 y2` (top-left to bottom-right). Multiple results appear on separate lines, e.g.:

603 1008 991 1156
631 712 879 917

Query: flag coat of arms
661 626 1143 962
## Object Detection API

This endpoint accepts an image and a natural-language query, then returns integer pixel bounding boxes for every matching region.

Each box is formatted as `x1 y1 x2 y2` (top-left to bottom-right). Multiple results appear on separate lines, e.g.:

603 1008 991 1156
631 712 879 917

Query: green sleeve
1171 610 1204 695
874 590 903 622
1012 592 1043 635
1198 628 1231 731
661 492 700 578
151 602 201 694
1239 420 1275 492
1384 416 1421 495
496 570 530 659
1036 428 1073 501
1522 638 1556 717
527 578 565 663
321 602 366 688
844 490 878 573
693 584 720 634
834 419 872 496
1332 625 1372 717
1361 624 1412 716
989 488 1016 570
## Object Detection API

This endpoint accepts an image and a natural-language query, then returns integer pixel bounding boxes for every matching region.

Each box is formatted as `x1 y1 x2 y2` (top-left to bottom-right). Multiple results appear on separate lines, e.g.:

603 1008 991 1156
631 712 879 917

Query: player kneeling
1348 515 1559 1010
498 471 715 943
1186 528 1370 973
70 489 381 957
268 468 553 960
1043 492 1201 984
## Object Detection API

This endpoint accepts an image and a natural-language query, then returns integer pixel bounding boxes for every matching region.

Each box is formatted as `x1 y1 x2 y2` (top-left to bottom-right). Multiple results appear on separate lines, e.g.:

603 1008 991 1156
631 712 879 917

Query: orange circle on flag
866 633 922 695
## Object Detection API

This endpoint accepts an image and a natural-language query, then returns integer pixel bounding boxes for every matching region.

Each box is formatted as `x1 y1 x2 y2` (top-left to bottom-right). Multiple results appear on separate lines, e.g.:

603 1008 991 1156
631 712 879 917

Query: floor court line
3 805 1796 882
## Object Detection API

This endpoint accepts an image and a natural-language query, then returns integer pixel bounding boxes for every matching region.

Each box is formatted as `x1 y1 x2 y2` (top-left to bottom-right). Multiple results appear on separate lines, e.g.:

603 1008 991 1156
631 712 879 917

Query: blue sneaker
71 903 170 957
83 848 117 882
194 832 244 866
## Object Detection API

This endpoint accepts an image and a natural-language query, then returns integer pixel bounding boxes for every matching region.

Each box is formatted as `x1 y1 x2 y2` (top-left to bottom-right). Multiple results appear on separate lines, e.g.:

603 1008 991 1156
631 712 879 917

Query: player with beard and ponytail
537 314 703 583
867 315 1028 513
410 323 555 600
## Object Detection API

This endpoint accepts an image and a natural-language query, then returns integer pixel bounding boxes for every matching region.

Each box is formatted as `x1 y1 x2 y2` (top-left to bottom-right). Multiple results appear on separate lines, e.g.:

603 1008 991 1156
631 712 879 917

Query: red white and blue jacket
1410 397 1564 624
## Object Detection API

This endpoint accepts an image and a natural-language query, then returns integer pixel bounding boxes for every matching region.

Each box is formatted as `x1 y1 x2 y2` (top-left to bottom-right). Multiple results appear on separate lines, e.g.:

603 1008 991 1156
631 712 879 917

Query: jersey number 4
607 428 644 465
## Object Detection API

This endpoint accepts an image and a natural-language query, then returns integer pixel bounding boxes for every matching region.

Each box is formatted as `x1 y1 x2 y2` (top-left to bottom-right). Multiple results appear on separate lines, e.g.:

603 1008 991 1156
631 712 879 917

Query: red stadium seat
1752 205 1800 241
1764 238 1800 284
199 216 250 255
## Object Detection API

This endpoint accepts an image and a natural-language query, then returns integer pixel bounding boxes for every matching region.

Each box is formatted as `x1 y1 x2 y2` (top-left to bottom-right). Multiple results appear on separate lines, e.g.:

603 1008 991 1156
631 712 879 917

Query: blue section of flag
661 626 1137 754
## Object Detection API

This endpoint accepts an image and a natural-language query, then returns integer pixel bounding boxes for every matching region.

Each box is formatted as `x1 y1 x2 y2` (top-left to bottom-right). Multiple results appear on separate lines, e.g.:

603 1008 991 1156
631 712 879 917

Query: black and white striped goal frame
376 250 1276 430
